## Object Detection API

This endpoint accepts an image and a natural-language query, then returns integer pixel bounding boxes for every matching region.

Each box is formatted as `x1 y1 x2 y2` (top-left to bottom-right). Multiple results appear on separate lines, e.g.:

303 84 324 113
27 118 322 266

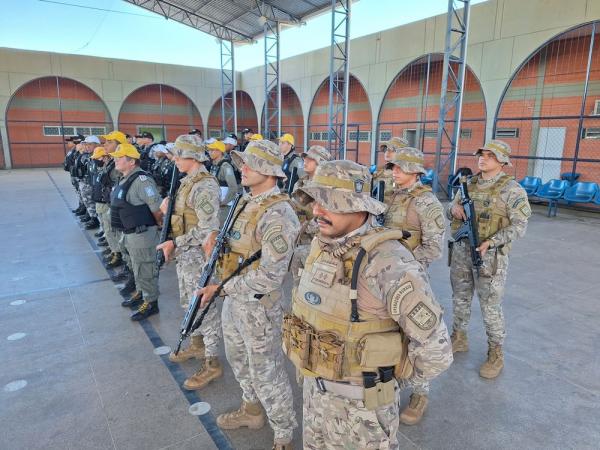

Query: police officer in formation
65 129 530 448
448 140 530 379
77 136 101 229
63 134 85 214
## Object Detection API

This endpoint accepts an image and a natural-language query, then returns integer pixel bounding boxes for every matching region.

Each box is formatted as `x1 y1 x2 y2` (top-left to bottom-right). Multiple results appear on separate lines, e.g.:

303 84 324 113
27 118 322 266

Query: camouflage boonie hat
303 145 333 164
474 139 512 167
172 134 208 162
386 147 426 175
295 160 387 216
231 140 286 179
381 136 409 158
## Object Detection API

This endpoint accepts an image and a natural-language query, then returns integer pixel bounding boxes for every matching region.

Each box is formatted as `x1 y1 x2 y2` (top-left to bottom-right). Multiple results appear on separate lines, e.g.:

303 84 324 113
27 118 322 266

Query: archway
207 91 258 140
260 84 304 150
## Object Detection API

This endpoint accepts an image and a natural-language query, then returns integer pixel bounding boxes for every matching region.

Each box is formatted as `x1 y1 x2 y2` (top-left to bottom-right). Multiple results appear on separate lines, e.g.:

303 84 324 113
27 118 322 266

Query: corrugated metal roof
123 0 334 43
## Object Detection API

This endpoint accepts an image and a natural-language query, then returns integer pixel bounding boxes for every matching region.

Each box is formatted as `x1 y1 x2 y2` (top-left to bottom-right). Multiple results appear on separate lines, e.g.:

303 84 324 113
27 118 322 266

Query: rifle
286 166 299 194
156 165 180 269
372 179 386 226
173 192 244 355
449 174 483 274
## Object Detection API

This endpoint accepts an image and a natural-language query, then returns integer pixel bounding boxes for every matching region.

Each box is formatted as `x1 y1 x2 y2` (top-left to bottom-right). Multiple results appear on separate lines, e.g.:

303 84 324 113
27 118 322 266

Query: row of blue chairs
519 176 600 216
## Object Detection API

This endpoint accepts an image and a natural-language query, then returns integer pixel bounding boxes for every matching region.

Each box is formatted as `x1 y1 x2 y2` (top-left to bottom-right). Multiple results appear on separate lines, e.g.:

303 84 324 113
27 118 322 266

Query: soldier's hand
203 231 218 257
451 204 467 221
476 240 492 258
159 197 170 215
156 240 175 262
197 284 219 308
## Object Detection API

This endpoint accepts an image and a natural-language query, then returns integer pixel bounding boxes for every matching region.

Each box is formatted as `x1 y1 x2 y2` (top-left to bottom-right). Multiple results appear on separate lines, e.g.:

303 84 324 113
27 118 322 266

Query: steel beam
433 0 471 196
327 0 351 160
263 20 281 140
220 39 237 137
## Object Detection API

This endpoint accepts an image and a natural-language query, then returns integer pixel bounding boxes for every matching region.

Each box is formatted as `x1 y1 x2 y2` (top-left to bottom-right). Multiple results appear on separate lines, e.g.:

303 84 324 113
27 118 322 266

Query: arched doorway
5 76 113 168
261 84 304 150
495 22 600 184
118 84 203 142
307 74 372 164
207 91 258 140
377 54 486 171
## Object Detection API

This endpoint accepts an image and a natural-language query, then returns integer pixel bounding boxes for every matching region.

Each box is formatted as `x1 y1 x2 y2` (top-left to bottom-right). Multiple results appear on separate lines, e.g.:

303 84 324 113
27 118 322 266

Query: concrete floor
0 168 598 450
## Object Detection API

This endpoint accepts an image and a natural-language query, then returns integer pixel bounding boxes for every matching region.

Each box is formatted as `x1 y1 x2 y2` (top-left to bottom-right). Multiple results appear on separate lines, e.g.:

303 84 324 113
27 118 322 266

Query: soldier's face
303 157 317 176
240 164 268 187
392 165 418 188
174 156 194 173
313 202 368 238
477 150 502 172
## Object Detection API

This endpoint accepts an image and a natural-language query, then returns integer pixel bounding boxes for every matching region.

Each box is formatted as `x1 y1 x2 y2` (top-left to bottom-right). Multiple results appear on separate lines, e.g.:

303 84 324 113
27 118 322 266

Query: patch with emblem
269 234 288 254
388 281 414 316
353 178 365 193
199 197 215 215
519 204 531 217
434 215 445 229
263 225 283 242
408 302 436 330
512 197 525 209
304 291 321 305
310 261 337 288
145 186 156 197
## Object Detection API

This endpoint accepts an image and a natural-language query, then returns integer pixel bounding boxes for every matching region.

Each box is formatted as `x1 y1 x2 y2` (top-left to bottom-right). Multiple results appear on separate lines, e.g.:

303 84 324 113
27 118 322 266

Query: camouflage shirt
316 221 453 385
222 186 300 299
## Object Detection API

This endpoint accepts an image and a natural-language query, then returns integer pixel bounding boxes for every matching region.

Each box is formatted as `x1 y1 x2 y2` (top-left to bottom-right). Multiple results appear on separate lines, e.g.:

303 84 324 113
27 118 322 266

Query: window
460 129 472 139
582 128 600 139
310 132 326 141
494 128 519 138
379 130 392 142
42 125 105 136
43 126 60 136
592 100 600 116
90 127 107 136
208 129 222 139
348 131 371 142
423 129 438 139
62 127 75 136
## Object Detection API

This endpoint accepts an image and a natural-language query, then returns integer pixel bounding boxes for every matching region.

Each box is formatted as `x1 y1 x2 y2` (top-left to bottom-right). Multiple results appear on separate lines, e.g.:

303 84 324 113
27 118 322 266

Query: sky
0 0 487 71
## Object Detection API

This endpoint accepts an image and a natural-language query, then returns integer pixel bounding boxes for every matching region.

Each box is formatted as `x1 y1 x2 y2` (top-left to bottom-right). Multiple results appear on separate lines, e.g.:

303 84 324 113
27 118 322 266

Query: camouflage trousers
96 203 119 253
302 377 400 450
175 249 221 357
123 228 160 302
221 294 297 441
450 240 509 345
79 181 97 218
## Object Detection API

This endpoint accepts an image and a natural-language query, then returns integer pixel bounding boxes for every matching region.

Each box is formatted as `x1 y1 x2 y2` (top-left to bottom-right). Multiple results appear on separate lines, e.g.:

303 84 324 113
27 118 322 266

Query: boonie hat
231 140 286 178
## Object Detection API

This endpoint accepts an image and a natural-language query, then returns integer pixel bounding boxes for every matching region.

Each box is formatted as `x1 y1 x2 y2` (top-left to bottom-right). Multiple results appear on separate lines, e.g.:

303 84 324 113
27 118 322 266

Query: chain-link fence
5 77 113 168
118 84 202 143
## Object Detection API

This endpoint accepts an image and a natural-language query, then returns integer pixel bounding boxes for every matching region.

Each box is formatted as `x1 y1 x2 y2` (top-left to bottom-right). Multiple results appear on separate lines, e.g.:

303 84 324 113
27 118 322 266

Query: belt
314 378 364 401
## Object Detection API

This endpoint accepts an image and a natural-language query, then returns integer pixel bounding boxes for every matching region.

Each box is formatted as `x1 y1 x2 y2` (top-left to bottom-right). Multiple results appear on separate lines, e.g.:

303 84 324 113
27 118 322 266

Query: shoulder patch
144 186 156 197
407 301 436 330
388 281 414 316
198 196 215 215
269 234 288 254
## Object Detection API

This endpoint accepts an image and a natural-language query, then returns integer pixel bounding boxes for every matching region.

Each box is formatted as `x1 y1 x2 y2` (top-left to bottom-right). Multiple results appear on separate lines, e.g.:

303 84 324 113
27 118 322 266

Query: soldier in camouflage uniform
285 160 452 449
372 136 409 203
383 147 445 425
197 140 299 450
79 136 101 229
156 135 223 390
289 145 333 285
448 140 530 379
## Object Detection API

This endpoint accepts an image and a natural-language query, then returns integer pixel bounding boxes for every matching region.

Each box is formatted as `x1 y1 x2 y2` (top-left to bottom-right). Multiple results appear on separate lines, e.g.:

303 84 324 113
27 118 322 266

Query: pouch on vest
393 333 414 380
356 332 405 369
170 214 184 237
282 314 312 369
309 330 344 380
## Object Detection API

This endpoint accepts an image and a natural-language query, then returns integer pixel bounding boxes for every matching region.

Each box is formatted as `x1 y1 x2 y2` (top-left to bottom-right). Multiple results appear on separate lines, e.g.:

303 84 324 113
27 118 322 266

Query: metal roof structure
123 0 333 43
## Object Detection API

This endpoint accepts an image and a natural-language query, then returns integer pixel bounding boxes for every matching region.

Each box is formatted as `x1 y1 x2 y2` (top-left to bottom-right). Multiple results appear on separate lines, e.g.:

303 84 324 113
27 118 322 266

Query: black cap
135 131 154 140
189 128 203 135
66 134 85 143
242 128 253 134
125 133 131 139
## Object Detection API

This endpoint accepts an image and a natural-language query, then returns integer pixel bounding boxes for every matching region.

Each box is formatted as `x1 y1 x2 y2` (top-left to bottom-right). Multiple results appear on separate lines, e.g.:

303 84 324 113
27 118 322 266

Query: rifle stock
174 192 244 354
156 165 180 269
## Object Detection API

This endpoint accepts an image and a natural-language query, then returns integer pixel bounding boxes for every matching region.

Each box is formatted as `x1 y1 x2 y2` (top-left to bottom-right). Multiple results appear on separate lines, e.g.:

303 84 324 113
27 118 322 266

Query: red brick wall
207 91 258 137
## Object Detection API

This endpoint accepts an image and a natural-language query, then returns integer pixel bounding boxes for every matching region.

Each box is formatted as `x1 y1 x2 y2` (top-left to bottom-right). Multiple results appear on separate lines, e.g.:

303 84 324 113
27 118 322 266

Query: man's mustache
315 216 333 226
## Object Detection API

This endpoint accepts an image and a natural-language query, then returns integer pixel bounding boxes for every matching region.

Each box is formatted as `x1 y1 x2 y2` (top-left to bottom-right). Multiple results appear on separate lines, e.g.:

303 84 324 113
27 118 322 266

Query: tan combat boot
399 393 429 425
451 330 469 353
479 345 504 379
183 357 223 390
217 401 265 430
169 335 205 363
273 438 293 450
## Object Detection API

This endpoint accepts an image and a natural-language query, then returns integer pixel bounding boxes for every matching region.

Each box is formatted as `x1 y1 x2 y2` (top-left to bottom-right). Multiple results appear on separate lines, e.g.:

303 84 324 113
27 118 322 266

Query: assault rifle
449 174 483 274
156 166 180 269
173 192 244 355
372 179 386 226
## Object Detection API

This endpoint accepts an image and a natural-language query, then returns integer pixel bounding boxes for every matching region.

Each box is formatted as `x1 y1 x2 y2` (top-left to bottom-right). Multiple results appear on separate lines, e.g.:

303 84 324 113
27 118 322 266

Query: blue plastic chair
593 189 600 205
519 176 542 196
536 179 569 216
563 182 599 204
560 172 580 186
421 169 434 185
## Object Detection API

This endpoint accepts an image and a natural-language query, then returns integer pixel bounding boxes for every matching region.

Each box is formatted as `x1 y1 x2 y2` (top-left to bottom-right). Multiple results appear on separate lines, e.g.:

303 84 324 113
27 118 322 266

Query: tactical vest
64 149 76 172
282 152 299 178
76 153 90 179
217 193 290 279
451 174 512 241
87 159 101 185
170 171 216 238
210 159 236 187
110 171 156 232
384 184 432 250
283 229 413 389
91 161 114 204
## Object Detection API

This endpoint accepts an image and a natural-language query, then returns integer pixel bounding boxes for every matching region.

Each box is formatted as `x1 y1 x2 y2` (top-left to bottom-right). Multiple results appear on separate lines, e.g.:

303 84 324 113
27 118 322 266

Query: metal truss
262 19 281 140
433 0 471 196
327 0 351 160
220 39 237 137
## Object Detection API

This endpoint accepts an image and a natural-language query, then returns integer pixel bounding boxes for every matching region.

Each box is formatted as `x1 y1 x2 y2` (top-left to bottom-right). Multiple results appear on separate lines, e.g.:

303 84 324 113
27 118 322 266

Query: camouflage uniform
217 140 299 444
288 161 452 449
372 136 410 204
448 140 530 379
80 152 97 219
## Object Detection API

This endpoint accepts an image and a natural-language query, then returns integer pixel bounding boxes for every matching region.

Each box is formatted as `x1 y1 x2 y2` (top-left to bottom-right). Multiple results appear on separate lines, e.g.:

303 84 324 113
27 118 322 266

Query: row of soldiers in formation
62 129 531 449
